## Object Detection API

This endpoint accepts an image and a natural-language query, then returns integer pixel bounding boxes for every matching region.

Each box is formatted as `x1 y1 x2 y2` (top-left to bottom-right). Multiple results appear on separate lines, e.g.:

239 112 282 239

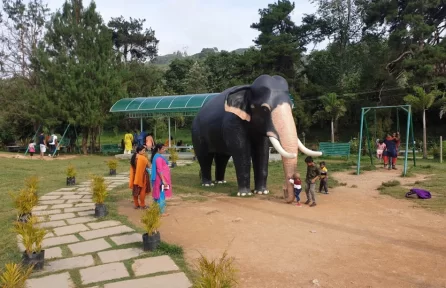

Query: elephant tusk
269 137 297 159
297 138 323 157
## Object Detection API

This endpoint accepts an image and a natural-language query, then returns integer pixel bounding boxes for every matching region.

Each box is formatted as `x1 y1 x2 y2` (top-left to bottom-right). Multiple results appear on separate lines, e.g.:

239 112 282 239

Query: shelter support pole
440 136 443 164
357 108 365 175
25 124 41 156
403 107 411 176
140 117 143 132
168 117 171 148
410 108 416 167
54 124 70 157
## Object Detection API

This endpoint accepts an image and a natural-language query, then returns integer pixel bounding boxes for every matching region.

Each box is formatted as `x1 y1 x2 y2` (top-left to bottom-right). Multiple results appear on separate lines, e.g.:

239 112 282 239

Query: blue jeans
294 188 302 202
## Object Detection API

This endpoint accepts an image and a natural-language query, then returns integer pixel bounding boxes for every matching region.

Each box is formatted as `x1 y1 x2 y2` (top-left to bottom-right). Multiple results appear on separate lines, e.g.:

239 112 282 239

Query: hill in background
152 47 249 65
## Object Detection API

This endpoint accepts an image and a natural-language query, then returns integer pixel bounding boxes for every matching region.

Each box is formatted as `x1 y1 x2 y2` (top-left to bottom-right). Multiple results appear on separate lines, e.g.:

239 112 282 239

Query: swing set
356 105 416 176
24 124 81 156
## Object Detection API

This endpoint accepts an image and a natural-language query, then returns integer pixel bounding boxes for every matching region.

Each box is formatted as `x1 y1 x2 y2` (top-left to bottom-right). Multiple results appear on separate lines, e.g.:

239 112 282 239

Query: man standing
49 132 58 157
38 132 46 159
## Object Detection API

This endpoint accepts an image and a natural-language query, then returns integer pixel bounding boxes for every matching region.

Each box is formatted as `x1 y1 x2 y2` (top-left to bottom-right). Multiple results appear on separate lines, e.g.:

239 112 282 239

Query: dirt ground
119 170 446 288
0 152 78 160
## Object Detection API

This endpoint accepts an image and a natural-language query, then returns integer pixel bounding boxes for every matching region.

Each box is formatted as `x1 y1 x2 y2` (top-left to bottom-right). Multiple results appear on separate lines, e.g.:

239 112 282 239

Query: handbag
158 184 166 213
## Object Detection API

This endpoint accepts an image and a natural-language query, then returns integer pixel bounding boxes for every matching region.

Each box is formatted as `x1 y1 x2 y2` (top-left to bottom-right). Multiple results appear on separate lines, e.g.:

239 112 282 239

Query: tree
404 86 441 158
33 0 124 154
164 58 194 94
183 61 208 94
314 93 347 142
108 16 159 63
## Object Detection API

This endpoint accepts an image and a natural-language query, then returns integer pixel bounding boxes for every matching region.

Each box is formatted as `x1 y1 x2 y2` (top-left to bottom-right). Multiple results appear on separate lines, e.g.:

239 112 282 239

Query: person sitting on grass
289 173 302 207
319 161 329 194
304 156 320 207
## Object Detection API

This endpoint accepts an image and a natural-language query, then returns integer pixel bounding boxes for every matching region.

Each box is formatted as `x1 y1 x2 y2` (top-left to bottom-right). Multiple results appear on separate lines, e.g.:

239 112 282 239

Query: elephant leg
231 152 252 196
214 153 230 184
197 152 215 186
251 136 270 195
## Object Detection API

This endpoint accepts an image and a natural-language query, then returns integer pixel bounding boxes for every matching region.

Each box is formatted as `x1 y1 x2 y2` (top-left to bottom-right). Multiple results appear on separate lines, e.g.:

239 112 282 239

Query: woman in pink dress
150 144 172 215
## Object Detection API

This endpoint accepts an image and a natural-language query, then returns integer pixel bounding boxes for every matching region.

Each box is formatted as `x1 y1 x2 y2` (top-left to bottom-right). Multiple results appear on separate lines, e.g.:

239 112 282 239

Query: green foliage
66 165 76 178
24 176 39 194
14 216 47 254
168 148 179 163
91 175 108 204
141 202 161 236
0 263 34 288
107 159 118 170
193 250 238 288
381 180 401 188
431 141 446 160
10 187 38 216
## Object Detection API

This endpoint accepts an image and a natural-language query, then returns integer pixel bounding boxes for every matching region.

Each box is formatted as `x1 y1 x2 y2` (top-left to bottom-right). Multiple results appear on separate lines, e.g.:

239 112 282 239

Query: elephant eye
261 103 271 112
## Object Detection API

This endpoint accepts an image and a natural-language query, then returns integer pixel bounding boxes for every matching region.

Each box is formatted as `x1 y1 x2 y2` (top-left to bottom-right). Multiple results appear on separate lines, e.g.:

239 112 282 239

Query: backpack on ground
405 188 431 199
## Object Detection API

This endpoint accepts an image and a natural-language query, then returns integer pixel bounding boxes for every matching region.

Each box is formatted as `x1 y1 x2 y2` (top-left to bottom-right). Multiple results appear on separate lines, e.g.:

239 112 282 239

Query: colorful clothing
129 154 151 207
289 178 302 202
151 153 172 200
124 133 133 154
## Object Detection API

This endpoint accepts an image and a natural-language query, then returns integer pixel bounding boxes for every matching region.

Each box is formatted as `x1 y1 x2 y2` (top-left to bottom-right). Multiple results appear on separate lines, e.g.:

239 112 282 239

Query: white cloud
44 0 319 55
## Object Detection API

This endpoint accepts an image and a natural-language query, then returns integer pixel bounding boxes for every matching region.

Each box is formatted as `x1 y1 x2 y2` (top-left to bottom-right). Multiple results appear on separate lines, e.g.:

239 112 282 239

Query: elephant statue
191 74 322 203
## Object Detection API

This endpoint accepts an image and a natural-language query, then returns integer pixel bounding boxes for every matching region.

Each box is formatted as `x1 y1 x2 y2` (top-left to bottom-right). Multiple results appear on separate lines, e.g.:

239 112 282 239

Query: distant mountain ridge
153 47 249 65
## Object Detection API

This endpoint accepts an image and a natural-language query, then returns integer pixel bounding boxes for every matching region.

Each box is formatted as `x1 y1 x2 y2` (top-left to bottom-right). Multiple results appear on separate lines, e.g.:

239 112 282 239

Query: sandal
133 206 140 210
140 206 149 210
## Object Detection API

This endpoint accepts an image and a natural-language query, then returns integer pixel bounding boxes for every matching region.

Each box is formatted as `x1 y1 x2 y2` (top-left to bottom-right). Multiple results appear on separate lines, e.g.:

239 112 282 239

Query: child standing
319 161 329 194
376 140 386 162
28 140 36 159
289 173 302 207
304 156 320 207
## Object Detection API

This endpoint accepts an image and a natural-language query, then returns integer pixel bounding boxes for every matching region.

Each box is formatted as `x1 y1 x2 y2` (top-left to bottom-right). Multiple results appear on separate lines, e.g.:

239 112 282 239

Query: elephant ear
224 85 251 121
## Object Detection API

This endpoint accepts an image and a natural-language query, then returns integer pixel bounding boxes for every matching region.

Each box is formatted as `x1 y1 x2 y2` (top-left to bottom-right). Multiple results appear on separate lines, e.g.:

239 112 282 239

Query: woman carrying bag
151 144 172 215
129 145 151 209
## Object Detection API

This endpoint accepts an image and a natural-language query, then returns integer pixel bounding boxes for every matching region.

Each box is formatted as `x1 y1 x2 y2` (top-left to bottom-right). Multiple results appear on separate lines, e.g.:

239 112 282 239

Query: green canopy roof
109 93 219 117
110 93 295 118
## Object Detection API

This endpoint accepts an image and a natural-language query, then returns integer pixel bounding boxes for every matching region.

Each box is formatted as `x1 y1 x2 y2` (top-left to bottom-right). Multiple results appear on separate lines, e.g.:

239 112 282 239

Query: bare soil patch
0 152 78 161
119 169 446 288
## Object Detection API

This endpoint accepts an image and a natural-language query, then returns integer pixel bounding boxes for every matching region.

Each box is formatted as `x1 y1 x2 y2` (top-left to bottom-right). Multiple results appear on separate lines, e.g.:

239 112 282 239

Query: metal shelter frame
357 105 416 176
109 93 295 148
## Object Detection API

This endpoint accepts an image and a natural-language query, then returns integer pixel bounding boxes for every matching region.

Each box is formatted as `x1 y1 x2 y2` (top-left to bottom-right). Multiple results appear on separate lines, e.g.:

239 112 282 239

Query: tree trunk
82 127 89 155
331 118 335 143
422 110 427 159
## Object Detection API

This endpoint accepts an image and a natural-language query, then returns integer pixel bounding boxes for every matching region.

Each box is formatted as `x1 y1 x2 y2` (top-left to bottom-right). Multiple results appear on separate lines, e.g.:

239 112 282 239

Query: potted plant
66 164 76 185
10 187 38 223
107 159 118 175
141 202 161 251
91 175 108 217
14 216 47 271
168 148 179 168
0 262 34 288
194 250 238 288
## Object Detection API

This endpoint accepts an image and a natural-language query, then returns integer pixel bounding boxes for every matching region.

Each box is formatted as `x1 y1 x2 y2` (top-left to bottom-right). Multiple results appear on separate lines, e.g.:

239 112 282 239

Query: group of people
289 157 329 208
123 130 156 155
128 142 172 215
28 132 58 159
376 132 401 170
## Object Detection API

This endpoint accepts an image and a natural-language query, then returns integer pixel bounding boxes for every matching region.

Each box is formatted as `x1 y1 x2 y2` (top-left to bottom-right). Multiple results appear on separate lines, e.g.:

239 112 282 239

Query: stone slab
82 195 92 199
80 262 129 285
79 225 134 240
46 246 63 259
74 203 95 207
65 199 93 204
33 209 62 216
40 195 61 200
53 224 90 236
32 205 48 211
57 188 77 191
39 220 66 228
109 233 141 246
39 200 66 205
76 192 92 195
68 238 111 255
132 255 179 276
104 272 192 288
49 213 76 221
52 204 73 209
43 235 79 248
26 272 75 288
44 232 55 238
87 220 121 230
45 191 77 195
98 248 144 264
65 206 94 213
60 195 83 200
44 255 94 273
66 216 97 225
77 210 94 216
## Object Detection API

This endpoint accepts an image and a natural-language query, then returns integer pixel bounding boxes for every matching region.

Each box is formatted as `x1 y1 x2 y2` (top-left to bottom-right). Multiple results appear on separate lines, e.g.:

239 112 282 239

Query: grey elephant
191 74 322 203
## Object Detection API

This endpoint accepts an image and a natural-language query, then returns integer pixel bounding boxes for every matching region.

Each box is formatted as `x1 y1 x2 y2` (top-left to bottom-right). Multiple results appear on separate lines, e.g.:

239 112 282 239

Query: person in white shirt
49 133 58 156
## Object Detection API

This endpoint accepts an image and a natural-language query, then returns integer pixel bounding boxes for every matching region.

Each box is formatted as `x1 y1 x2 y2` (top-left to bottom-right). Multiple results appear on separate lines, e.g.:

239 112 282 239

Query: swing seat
319 142 351 158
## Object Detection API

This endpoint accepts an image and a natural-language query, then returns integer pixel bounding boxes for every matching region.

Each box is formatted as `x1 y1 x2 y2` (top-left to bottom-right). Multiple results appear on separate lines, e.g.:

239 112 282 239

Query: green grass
377 160 446 213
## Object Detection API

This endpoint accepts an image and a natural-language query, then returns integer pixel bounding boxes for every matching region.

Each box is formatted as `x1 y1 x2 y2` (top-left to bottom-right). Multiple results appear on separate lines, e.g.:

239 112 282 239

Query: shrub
381 180 401 187
432 141 446 160
141 202 161 236
107 159 118 170
14 216 47 254
0 263 34 288
24 176 39 194
10 188 38 216
194 250 238 288
66 164 76 178
168 148 179 163
91 175 108 204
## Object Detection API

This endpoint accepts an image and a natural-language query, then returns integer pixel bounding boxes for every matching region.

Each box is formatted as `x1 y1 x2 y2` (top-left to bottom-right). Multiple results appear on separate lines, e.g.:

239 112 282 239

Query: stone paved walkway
23 173 192 288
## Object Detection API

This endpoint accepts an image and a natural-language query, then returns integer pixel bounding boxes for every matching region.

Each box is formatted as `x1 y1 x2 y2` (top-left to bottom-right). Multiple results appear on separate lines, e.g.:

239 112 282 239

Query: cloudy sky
43 0 320 55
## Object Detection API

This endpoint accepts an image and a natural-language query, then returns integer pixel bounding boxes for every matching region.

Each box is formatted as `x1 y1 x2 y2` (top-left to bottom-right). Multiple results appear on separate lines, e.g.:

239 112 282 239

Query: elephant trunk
270 103 298 203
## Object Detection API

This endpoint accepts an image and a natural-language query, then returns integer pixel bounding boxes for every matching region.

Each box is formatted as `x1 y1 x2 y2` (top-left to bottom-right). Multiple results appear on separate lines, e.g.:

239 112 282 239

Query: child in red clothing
289 173 302 207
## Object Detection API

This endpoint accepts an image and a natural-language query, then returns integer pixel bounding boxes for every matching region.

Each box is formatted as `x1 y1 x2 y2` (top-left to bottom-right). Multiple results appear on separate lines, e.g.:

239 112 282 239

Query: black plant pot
22 250 45 270
95 203 108 218
142 231 160 251
66 177 76 186
170 162 177 168
109 169 117 175
18 213 32 223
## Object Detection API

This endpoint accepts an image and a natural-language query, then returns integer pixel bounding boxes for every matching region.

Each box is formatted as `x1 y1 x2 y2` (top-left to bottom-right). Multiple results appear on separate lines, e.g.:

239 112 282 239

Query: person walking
38 132 46 159
124 130 133 154
150 144 172 215
129 145 151 209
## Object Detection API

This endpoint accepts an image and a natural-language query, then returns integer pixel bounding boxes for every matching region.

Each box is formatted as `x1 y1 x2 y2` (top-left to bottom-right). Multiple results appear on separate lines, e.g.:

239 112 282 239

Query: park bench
6 145 26 152
318 142 351 159
101 144 122 155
